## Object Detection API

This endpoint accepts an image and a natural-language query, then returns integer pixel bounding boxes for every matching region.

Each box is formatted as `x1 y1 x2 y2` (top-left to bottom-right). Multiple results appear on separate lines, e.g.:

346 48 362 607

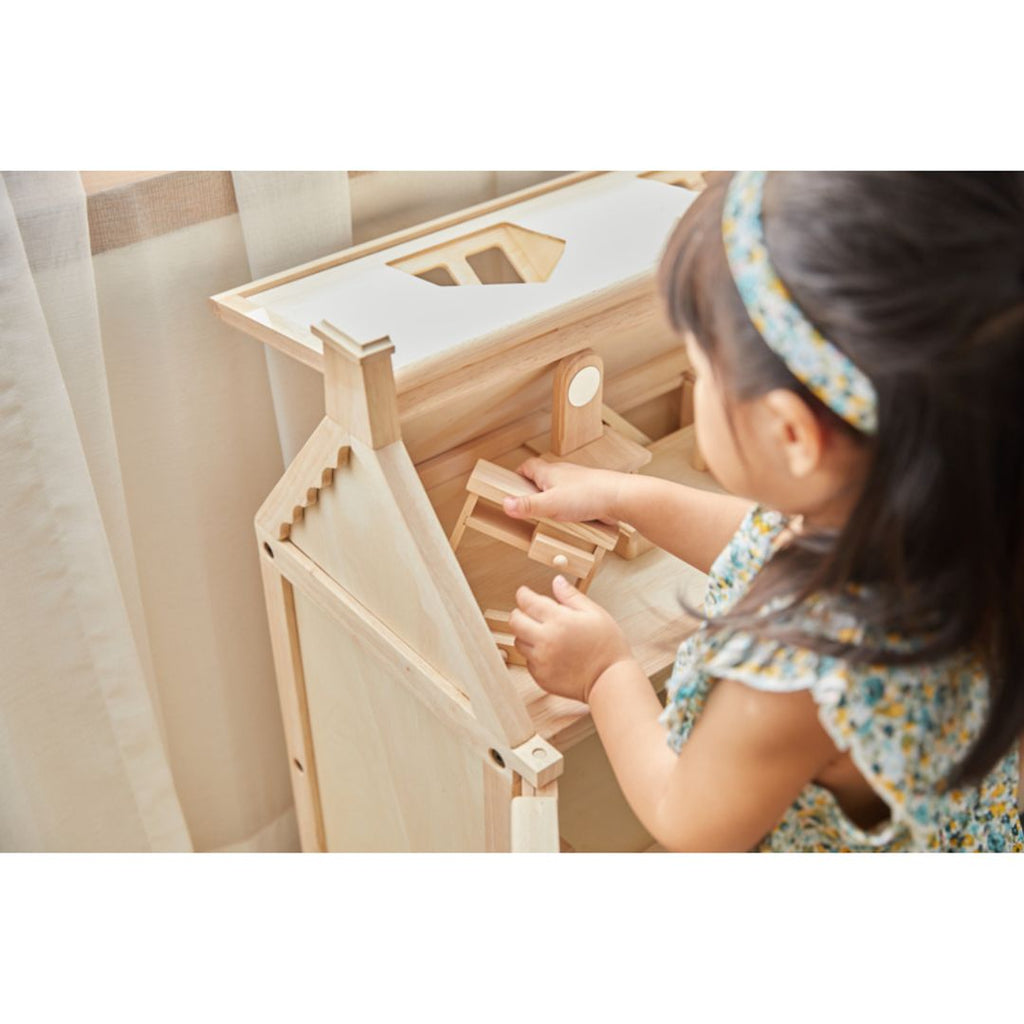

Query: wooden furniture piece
211 171 719 852
449 457 620 597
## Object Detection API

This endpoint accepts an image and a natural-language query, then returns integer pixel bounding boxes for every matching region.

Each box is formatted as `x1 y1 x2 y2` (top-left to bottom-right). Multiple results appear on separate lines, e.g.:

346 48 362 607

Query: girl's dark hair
659 171 1024 785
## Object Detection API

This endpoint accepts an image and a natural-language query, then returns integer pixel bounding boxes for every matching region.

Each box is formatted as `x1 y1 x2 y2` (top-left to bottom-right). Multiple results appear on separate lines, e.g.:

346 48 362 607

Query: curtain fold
0 173 190 851
89 194 298 852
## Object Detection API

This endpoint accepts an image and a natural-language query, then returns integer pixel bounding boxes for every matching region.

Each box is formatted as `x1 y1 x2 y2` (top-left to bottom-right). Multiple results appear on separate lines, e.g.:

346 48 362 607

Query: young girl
504 171 1024 852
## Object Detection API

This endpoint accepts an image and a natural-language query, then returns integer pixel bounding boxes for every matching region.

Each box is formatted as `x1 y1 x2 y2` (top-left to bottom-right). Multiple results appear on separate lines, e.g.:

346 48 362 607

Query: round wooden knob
552 555 569 569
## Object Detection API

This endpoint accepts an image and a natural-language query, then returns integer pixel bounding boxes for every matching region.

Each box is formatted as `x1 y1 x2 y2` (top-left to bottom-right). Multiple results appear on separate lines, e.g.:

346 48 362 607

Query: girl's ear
762 389 825 478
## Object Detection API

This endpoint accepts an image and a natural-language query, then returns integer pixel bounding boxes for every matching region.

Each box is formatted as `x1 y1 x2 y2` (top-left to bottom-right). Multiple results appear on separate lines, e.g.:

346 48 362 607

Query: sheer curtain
0 169 556 851
0 171 355 851
1 172 192 850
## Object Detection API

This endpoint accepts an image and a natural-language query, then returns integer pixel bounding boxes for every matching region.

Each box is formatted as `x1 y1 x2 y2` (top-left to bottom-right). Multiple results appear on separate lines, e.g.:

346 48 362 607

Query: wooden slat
467 501 535 551
415 409 550 490
601 403 652 446
483 759 516 852
511 782 561 853
259 556 326 852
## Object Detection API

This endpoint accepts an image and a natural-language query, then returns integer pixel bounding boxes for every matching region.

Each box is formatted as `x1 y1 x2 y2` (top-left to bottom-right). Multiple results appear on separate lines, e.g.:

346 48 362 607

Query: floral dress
659 506 1024 852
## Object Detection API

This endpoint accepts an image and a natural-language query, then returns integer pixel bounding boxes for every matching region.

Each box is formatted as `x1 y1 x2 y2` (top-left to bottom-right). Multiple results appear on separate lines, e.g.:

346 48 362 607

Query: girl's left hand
508 575 634 703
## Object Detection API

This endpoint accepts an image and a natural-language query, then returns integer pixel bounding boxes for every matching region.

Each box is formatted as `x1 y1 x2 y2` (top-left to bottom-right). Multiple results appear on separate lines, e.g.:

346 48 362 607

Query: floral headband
722 171 878 435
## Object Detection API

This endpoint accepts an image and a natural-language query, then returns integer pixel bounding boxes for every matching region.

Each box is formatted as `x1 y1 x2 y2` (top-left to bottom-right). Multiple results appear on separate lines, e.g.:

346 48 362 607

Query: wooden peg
313 319 401 450
449 493 479 551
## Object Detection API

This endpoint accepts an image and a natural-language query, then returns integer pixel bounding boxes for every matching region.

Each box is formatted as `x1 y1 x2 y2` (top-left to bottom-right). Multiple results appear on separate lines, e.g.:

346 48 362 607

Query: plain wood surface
317 325 401 449
528 528 597 581
293 586 490 851
259 558 326 852
483 758 516 852
511 796 561 853
397 282 680 465
466 501 535 550
552 350 605 455
530 426 652 474
288 434 533 746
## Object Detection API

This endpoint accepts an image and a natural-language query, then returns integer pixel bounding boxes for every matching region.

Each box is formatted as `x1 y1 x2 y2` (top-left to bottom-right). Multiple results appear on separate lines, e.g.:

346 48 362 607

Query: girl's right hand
502 457 626 526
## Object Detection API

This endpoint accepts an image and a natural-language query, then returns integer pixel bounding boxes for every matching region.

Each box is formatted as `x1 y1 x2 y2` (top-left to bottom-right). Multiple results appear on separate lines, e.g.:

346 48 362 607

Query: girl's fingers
508 608 542 645
515 585 559 621
515 456 546 483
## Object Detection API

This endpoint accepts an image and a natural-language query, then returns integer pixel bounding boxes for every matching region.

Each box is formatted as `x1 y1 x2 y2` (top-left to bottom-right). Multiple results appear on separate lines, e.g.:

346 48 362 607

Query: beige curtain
0 169 556 851
0 172 191 850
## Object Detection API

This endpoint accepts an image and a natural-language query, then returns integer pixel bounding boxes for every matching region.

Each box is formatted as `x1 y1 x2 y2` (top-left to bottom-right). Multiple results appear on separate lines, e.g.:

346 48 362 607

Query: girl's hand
509 575 634 703
502 457 625 526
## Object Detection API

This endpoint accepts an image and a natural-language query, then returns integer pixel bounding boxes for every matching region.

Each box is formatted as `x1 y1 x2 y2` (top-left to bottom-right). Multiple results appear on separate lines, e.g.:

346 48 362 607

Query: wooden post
259 553 326 852
551 349 604 456
312 319 401 449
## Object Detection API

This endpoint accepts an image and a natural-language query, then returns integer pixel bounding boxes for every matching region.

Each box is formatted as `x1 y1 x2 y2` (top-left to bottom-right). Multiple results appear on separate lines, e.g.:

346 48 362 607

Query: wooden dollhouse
211 170 721 851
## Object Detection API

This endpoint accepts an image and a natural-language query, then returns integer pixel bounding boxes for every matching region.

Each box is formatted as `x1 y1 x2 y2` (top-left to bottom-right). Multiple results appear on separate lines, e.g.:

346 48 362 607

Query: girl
504 171 1024 852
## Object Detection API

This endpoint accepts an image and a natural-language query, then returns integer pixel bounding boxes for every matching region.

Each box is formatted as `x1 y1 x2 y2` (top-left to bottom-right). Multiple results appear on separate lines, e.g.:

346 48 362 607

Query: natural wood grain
262 531 562 788
511 795 560 853
294 585 489 851
533 427 652 474
374 442 536 745
528 528 596 580
601 403 652 446
255 419 350 541
552 350 605 455
483 758 516 852
603 347 689 414
467 501 535 551
258 556 326 852
210 173 694 392
415 409 550 490
316 323 401 449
